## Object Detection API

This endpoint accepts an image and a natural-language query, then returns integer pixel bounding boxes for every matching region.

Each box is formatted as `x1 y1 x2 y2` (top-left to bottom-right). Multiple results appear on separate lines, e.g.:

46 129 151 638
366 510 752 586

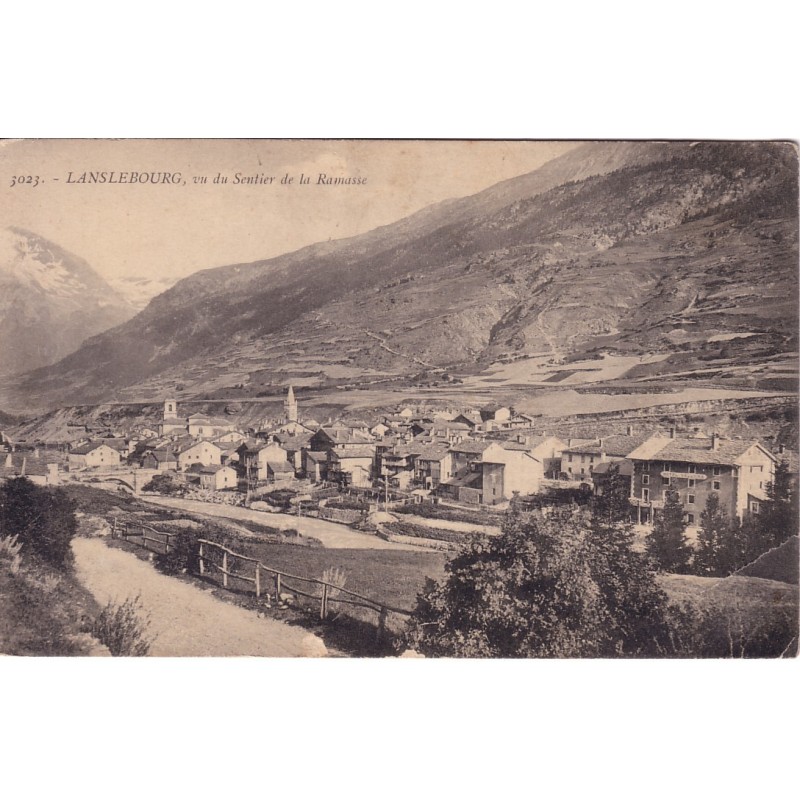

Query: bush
142 473 184 496
0 534 23 575
404 507 675 657
153 526 228 575
0 478 78 569
393 503 501 526
326 497 370 512
91 595 153 656
384 520 478 544
153 531 200 575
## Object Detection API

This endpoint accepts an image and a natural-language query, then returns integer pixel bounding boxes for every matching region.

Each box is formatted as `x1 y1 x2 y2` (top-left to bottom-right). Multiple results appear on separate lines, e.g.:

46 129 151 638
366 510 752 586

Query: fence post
222 550 228 588
255 562 261 599
320 583 328 620
198 541 205 575
376 606 388 645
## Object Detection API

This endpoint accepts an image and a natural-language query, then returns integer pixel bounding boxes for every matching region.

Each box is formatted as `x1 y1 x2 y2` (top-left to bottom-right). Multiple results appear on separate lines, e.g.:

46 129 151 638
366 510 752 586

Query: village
1 385 794 541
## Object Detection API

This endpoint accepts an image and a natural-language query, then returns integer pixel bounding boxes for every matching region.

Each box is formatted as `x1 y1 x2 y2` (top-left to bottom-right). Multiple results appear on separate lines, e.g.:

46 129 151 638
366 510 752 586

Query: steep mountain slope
109 275 179 311
0 227 137 375
1 141 796 412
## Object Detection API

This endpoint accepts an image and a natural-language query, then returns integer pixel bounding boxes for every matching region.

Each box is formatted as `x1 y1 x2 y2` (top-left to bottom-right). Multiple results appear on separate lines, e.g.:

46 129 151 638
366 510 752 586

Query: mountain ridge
0 226 138 377
1 141 796 413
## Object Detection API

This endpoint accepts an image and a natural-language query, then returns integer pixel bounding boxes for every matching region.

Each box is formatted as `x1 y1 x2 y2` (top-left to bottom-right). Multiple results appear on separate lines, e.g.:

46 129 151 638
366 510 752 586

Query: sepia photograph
0 138 797 659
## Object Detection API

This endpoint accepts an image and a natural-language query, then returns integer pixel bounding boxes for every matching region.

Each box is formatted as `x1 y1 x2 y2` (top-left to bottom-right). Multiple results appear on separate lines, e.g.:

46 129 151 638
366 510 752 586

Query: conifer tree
694 493 736 576
645 488 692 573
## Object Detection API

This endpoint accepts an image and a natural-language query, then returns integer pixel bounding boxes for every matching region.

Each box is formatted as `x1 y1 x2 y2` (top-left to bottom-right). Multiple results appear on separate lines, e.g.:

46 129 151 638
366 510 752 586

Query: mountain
0 227 138 376
109 275 179 311
1 141 797 413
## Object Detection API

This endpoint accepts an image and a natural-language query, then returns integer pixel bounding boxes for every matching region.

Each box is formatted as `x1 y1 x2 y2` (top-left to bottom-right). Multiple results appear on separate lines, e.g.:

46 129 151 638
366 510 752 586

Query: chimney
711 433 719 451
568 438 573 446
669 427 676 439
779 444 785 455
20 456 26 476
626 425 633 436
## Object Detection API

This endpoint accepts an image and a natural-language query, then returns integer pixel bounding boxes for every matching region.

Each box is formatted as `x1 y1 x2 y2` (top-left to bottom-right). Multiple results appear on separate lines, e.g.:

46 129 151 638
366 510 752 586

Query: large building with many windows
626 432 777 527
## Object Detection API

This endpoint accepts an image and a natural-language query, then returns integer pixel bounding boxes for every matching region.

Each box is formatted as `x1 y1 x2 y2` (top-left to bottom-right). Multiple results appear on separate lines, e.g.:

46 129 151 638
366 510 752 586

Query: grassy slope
0 556 101 656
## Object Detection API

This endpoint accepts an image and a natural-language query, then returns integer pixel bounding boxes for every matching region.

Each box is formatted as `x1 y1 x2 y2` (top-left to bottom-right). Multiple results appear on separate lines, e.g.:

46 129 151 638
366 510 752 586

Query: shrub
384 520 476 544
321 566 347 603
393 503 501 526
0 534 23 575
153 531 200 575
142 473 184 496
91 595 154 656
325 497 370 512
0 478 78 570
404 507 674 657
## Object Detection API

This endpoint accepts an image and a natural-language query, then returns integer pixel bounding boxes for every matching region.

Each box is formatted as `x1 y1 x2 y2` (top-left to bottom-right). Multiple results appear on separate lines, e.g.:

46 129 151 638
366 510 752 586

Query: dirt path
141 495 423 550
72 537 328 657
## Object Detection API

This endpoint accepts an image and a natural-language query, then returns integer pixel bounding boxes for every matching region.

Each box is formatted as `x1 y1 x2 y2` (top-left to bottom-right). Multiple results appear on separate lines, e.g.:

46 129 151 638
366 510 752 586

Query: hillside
0 227 137 376
108 275 179 311
1 141 796 413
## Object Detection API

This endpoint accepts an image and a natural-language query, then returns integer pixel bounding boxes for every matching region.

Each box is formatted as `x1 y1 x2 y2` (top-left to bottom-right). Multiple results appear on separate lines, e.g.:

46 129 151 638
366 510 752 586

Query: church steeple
284 385 298 423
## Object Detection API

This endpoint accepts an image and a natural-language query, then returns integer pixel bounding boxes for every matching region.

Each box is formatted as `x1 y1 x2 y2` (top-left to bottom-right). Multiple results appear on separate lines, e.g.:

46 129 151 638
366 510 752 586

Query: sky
0 140 577 281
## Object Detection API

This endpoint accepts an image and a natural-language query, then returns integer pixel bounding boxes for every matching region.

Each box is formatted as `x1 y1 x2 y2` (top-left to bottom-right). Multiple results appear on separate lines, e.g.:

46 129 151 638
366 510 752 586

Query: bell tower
284 385 298 423
164 399 177 420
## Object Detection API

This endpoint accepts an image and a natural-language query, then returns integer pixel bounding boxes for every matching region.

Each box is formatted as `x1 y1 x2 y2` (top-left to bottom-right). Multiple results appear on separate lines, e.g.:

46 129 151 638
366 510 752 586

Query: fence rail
114 520 410 641
115 520 176 555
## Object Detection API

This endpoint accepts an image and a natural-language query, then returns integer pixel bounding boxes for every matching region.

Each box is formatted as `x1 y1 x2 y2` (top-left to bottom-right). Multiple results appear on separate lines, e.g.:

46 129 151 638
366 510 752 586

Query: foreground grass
661 573 799 657
0 556 101 656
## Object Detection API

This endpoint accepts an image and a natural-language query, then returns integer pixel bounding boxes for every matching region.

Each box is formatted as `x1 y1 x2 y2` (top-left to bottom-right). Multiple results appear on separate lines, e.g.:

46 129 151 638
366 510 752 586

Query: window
568 454 573 463
688 478 695 488
688 464 696 474
663 475 670 485
642 474 650 485
713 466 721 476
643 462 650 472
688 494 695 505
589 456 594 463
687 513 695 525
751 501 760 514
642 488 650 502
581 455 585 464
713 480 721 491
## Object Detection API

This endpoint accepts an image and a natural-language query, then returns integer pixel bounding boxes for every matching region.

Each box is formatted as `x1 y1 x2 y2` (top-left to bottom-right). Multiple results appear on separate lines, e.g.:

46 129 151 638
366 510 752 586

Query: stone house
626 432 777 527
177 440 224 471
68 442 122 470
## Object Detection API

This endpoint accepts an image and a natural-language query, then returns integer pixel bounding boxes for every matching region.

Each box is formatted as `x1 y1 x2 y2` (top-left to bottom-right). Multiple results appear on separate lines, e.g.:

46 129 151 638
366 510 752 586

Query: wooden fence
115 519 177 555
113 519 412 641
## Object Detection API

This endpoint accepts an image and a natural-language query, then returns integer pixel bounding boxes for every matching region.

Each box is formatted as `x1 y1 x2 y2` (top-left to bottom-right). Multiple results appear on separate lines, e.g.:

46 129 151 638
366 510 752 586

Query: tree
757 460 799 550
591 462 631 526
726 460 800 572
645 489 692 573
694 493 737 576
0 477 78 569
404 507 674 658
